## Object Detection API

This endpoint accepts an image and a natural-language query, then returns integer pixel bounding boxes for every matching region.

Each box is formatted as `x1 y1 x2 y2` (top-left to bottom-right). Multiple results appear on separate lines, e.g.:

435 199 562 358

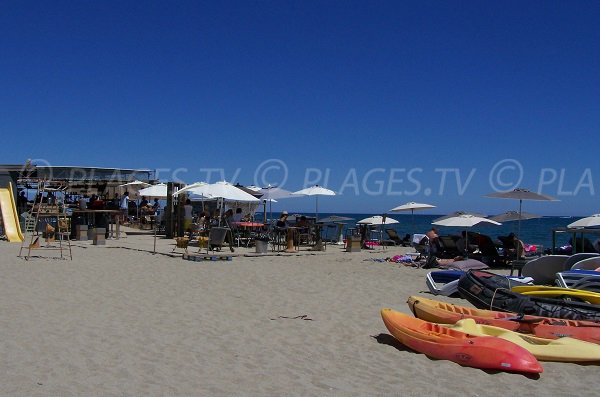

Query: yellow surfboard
512 285 600 305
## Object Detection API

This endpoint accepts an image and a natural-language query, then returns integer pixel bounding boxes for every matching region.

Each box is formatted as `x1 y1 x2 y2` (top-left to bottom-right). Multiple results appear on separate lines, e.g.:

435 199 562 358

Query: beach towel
438 258 489 271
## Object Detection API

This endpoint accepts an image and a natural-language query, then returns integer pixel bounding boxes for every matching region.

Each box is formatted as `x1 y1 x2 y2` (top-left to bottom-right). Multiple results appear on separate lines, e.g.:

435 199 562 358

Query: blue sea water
258 212 581 250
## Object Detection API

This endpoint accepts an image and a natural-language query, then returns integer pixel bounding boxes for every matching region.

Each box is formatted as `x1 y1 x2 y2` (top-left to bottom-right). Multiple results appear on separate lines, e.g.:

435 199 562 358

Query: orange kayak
380 308 543 374
407 296 600 344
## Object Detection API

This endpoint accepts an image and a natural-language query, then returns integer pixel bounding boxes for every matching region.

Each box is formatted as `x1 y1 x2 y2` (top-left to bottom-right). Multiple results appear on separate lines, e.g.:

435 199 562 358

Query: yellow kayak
448 318 600 362
512 285 600 305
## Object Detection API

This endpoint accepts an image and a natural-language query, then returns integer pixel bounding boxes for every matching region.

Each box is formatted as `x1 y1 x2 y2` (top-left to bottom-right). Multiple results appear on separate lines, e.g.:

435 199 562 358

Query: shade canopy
389 201 436 212
138 183 168 199
292 185 336 221
118 180 151 199
118 180 151 189
568 214 600 228
293 185 336 196
189 181 260 202
317 215 355 224
358 215 399 225
485 188 556 201
258 185 300 201
172 182 207 197
258 185 301 223
433 211 487 223
489 210 541 223
485 188 556 237
433 214 501 228
390 201 436 234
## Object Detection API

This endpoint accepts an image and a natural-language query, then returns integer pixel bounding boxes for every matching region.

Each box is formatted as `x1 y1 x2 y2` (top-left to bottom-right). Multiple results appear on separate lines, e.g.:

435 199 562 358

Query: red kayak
380 308 543 374
407 296 600 344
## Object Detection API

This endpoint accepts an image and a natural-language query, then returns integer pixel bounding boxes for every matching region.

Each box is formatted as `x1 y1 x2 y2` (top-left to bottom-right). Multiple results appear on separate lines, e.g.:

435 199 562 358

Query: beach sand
1 232 596 396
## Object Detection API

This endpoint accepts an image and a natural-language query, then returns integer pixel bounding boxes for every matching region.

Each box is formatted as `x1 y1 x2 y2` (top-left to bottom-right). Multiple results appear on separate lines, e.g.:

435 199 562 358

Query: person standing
120 192 129 223
183 199 194 235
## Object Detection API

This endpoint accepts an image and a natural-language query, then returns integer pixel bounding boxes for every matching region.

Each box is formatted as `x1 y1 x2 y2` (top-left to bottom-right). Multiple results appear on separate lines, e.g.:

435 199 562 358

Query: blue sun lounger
556 269 600 292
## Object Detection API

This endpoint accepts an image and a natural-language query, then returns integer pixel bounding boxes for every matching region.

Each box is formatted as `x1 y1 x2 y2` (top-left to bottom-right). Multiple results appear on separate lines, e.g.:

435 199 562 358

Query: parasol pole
517 199 523 239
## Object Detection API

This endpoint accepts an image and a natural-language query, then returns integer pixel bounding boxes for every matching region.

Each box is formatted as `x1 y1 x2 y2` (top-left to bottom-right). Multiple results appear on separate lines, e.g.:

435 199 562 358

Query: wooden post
165 182 174 239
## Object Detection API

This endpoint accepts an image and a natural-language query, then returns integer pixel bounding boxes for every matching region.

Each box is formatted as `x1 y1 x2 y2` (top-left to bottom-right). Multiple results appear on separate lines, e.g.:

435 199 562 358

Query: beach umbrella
190 181 260 202
433 214 501 228
489 210 541 223
317 215 354 224
317 215 355 243
433 214 502 257
172 182 208 197
485 188 556 237
389 201 436 234
138 183 168 199
358 215 399 225
258 185 302 223
358 215 398 249
188 181 259 225
433 211 487 223
292 185 336 222
118 180 151 202
118 180 150 192
568 214 600 228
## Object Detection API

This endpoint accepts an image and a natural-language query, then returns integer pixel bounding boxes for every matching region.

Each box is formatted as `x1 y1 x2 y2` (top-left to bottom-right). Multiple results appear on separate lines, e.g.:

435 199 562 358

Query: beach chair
468 233 507 267
412 234 429 260
385 229 411 246
564 253 600 270
206 227 229 253
437 235 462 259
425 270 464 297
556 269 600 291
570 256 600 270
269 224 286 252
521 255 569 285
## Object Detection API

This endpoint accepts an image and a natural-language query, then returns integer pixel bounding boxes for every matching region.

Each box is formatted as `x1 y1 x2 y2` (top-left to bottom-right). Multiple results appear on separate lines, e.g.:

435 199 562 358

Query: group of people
117 192 161 223
181 202 252 236
423 226 526 260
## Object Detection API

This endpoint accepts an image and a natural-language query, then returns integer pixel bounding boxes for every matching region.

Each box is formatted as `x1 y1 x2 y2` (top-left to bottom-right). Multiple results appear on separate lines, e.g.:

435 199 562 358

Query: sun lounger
563 253 600 270
521 255 569 285
556 269 600 292
571 256 600 270
426 270 532 297
425 270 464 296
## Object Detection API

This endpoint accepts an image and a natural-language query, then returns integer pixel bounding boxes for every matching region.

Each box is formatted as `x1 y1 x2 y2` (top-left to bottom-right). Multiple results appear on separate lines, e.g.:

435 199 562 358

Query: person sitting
152 198 160 212
498 232 521 259
140 196 149 209
426 227 441 255
276 211 289 228
197 211 209 233
232 207 243 224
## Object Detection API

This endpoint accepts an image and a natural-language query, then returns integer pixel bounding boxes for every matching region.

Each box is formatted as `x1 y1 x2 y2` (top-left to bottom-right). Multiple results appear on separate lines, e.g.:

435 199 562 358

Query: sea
256 212 583 250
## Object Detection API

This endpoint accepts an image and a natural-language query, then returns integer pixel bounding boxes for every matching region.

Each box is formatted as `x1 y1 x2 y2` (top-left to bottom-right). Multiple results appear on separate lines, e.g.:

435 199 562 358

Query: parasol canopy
568 214 600 229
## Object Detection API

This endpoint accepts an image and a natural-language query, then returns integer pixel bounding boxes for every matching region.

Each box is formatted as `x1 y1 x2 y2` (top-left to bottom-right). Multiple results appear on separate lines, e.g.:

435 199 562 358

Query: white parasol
389 201 436 234
292 185 336 222
568 214 600 229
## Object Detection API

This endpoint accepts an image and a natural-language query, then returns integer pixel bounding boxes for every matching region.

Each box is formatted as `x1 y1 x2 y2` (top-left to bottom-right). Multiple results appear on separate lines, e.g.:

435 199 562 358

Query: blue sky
1 1 598 215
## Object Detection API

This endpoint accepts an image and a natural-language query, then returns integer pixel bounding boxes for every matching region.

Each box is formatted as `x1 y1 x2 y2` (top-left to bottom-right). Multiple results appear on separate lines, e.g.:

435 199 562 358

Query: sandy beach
1 233 597 396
